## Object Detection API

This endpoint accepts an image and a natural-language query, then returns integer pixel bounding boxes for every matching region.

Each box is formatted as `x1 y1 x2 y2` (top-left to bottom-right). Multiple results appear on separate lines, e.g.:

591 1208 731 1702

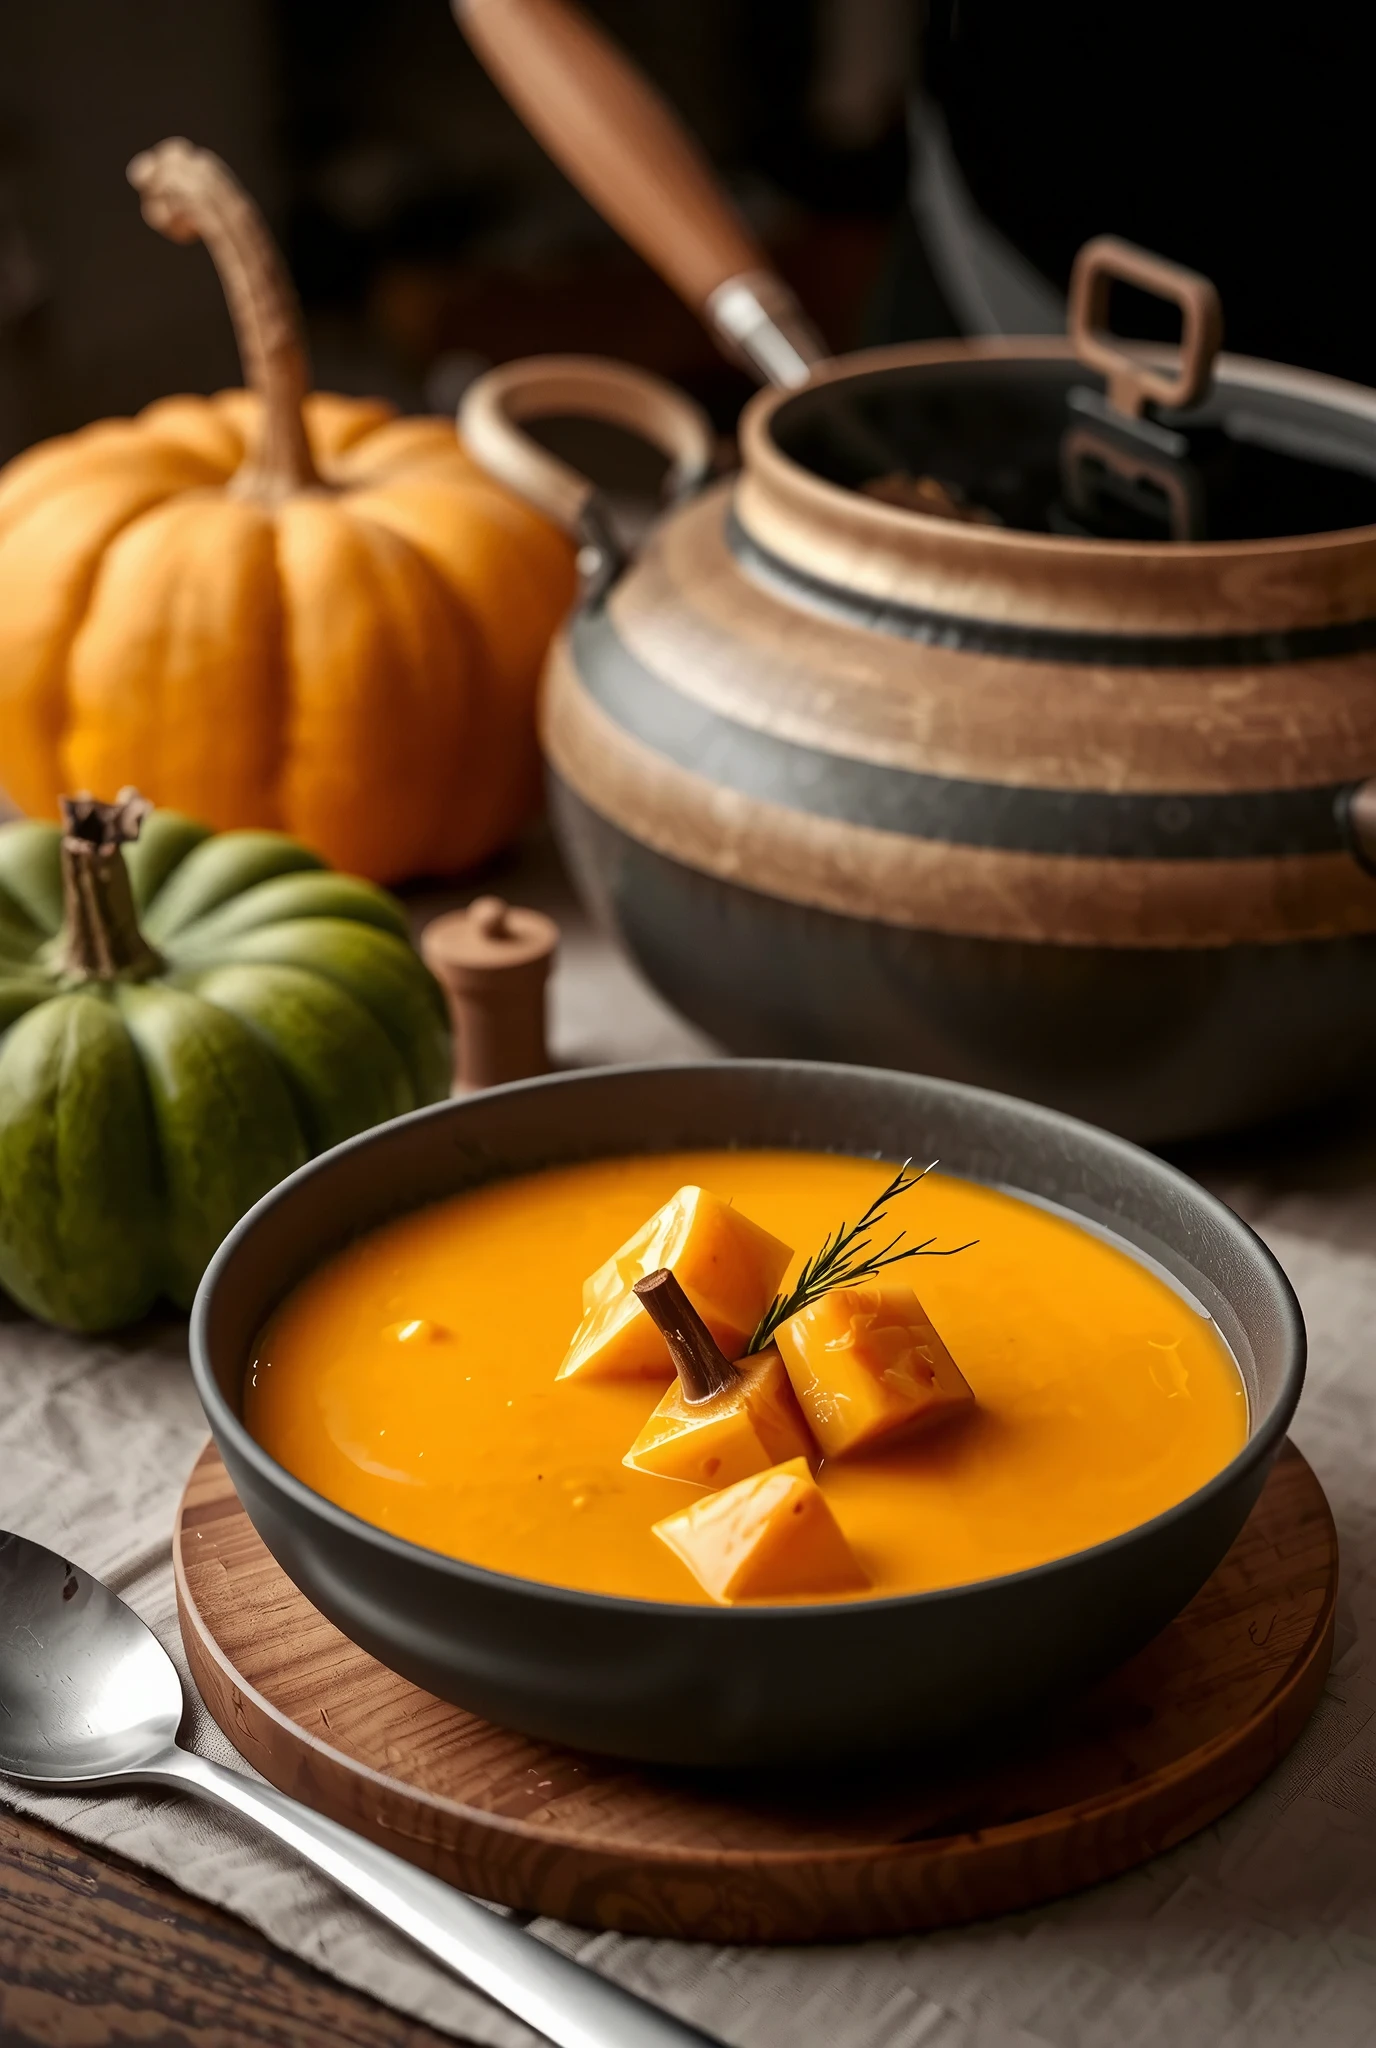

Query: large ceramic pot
456 1 1376 1143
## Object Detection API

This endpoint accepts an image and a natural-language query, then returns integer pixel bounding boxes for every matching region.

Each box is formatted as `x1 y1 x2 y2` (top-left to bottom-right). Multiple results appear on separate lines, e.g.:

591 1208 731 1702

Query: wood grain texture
176 1440 1336 1944
0 1798 466 2047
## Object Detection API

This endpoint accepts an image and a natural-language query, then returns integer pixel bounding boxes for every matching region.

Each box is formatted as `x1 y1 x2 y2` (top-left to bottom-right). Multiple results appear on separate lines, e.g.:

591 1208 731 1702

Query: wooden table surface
0 1799 475 2047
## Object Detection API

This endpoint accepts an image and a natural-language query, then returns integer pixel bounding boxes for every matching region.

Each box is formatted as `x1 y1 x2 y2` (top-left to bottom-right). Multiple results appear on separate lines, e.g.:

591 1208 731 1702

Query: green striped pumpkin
0 794 449 1331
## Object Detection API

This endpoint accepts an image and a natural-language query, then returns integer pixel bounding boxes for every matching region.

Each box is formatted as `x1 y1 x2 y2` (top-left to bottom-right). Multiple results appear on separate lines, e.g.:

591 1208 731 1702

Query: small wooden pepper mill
421 895 558 1092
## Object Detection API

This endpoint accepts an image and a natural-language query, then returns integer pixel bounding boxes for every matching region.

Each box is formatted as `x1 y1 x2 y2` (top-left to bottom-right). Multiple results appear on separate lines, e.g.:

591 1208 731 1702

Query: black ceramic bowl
189 1061 1305 1769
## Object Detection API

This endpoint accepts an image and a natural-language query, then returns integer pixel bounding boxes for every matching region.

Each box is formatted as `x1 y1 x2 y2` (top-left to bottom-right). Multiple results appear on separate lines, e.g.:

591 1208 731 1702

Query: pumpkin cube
558 1187 791 1382
653 1457 867 1603
775 1281 973 1459
623 1346 813 1489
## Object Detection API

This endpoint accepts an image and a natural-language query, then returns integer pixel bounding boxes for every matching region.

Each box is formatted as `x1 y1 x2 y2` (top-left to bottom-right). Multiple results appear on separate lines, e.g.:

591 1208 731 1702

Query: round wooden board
175 1441 1336 1944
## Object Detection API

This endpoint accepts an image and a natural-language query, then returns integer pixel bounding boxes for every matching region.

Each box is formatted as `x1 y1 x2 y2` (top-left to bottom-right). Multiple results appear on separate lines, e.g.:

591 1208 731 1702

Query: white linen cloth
3 832 1375 2047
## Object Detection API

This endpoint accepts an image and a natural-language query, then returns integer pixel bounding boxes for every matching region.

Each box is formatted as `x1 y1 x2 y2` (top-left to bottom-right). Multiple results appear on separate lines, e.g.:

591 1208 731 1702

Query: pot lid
771 238 1376 545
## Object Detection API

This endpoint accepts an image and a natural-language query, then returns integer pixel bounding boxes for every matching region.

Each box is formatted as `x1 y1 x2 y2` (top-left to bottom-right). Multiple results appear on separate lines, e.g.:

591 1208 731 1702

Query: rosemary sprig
749 1159 975 1353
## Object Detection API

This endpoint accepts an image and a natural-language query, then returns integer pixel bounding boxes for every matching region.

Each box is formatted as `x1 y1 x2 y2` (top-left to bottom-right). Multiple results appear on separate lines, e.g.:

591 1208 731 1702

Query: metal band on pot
545 617 1376 950
570 610 1351 862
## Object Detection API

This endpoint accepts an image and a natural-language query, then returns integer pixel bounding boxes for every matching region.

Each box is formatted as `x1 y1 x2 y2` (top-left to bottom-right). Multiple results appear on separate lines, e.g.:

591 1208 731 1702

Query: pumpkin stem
58 789 164 983
127 138 320 503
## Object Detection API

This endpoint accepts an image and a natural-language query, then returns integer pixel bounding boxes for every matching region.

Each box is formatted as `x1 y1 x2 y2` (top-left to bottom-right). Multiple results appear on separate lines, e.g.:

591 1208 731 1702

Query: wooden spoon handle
453 0 827 387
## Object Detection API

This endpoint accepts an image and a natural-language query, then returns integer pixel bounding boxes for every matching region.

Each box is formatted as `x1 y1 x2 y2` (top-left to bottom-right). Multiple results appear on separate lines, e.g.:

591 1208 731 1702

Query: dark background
924 1 1376 386
0 0 916 463
2 0 1372 469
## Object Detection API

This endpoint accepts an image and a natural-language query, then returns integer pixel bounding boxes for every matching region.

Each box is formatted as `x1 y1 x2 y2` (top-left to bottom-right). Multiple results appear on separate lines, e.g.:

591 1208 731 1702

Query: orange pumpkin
0 139 577 883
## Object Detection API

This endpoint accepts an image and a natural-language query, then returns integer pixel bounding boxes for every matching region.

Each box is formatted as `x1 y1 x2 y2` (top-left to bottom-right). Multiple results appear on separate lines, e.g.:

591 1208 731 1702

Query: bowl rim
189 1058 1307 1625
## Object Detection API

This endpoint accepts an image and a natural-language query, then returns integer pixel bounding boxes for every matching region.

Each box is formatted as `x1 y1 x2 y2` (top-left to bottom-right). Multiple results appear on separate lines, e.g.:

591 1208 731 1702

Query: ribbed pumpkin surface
0 807 450 1330
0 393 576 883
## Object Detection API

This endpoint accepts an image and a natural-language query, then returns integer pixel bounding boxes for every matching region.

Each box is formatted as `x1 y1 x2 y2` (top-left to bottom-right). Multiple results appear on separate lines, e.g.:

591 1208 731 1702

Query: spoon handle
152 1745 719 2048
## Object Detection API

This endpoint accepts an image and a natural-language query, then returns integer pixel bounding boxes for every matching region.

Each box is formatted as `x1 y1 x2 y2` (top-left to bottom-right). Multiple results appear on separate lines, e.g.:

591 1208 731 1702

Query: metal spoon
0 1528 718 2048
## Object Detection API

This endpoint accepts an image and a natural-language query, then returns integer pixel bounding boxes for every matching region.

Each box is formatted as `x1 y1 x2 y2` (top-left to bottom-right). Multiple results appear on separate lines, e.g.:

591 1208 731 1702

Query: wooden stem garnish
58 788 163 983
127 138 320 504
632 1269 737 1404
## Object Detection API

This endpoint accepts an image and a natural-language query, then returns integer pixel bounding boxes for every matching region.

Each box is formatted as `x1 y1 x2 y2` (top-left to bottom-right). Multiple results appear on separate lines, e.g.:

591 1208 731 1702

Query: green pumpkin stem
58 790 164 983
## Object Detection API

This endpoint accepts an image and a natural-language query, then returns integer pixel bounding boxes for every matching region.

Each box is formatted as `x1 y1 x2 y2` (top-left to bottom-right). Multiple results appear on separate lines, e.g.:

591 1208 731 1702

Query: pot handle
453 0 827 389
460 353 717 596
1068 236 1223 419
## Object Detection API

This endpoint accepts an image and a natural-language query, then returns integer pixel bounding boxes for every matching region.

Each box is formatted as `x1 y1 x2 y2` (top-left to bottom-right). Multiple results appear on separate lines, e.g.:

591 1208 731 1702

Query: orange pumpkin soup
245 1150 1247 1604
